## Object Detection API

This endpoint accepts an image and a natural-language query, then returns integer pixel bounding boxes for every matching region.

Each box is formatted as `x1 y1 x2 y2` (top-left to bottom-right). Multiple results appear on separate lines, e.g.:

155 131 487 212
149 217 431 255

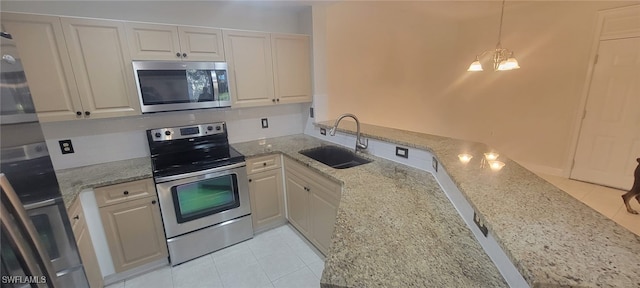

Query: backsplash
44 104 309 170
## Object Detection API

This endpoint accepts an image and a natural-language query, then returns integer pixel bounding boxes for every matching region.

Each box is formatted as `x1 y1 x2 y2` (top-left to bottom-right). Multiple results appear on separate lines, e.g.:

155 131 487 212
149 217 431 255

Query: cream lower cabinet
247 155 286 233
68 197 103 288
96 179 167 273
284 158 341 255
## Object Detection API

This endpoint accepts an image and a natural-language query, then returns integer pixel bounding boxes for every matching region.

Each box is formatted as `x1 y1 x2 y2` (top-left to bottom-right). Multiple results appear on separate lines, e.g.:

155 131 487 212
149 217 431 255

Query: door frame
564 4 640 178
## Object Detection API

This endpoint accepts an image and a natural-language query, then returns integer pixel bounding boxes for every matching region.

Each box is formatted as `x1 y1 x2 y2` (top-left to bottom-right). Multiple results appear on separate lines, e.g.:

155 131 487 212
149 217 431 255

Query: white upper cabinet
61 17 141 119
224 31 312 108
3 13 140 121
223 30 275 107
1 13 82 122
271 34 312 104
126 22 225 61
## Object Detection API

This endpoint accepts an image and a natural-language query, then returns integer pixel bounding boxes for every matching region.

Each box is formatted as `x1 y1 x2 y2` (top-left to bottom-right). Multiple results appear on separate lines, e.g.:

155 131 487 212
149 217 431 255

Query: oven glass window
138 69 214 105
172 174 240 223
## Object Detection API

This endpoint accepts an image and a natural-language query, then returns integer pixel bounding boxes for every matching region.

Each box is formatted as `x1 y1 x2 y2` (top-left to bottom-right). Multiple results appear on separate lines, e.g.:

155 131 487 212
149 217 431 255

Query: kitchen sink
299 146 372 169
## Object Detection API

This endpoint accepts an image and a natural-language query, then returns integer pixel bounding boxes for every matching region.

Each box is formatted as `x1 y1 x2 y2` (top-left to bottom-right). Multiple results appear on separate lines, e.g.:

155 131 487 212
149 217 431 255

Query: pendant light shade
467 0 520 72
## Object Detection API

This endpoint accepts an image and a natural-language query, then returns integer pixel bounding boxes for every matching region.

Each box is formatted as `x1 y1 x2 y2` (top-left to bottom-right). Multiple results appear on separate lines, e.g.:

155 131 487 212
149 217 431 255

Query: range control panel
149 122 225 141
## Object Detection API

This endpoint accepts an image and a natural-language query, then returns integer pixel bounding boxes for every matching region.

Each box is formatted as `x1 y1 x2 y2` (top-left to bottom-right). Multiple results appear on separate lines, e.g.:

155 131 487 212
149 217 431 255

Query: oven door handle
154 162 246 183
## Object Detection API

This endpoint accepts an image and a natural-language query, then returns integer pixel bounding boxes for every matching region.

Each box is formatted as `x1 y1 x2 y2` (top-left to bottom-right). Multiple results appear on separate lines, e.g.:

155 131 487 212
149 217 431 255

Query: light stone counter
232 135 508 288
56 157 153 208
316 121 640 287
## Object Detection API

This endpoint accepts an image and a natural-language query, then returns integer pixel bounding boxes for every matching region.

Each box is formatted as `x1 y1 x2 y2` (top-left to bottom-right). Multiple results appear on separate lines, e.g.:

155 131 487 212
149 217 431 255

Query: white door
571 37 640 189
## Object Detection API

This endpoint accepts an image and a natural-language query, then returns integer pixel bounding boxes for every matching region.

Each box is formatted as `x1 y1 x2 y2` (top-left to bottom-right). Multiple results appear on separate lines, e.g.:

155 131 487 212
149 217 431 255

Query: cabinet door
271 34 312 104
178 26 225 61
100 196 167 273
249 169 285 233
223 30 275 108
68 198 103 288
1 13 82 122
125 22 181 61
309 184 339 255
61 17 140 119
74 219 104 288
284 169 310 235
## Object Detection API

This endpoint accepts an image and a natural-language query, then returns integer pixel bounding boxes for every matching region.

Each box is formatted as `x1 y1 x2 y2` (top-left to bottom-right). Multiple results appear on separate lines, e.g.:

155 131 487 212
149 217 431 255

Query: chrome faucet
329 113 368 152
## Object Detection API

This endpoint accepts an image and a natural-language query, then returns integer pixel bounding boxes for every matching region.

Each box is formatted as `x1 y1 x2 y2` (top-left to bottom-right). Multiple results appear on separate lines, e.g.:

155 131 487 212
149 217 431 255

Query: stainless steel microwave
132 61 231 113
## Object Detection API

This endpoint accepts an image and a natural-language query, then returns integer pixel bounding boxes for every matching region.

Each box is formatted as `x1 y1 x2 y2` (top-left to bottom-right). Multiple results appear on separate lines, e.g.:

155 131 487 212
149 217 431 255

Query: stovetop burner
146 122 245 178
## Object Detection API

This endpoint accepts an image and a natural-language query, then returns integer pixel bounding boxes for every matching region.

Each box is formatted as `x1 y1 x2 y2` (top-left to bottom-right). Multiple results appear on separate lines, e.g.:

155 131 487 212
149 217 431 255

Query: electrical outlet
261 118 269 128
395 147 409 158
320 128 326 135
58 139 74 154
309 107 314 118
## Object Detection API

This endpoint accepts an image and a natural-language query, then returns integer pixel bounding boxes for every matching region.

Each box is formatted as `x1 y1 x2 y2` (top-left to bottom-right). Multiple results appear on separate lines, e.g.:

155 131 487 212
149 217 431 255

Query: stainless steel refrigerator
0 32 89 287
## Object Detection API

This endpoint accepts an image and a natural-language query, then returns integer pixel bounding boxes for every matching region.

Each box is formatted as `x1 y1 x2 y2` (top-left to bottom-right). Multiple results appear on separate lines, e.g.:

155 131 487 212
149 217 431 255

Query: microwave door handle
211 70 219 104
0 173 57 287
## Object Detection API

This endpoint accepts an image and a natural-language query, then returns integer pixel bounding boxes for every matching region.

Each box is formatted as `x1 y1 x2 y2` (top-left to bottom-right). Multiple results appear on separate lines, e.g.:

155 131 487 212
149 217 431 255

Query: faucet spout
330 113 368 153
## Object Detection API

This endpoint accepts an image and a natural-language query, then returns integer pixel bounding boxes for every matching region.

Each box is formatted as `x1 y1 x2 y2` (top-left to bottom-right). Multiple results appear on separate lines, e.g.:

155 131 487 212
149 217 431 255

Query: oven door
155 163 250 238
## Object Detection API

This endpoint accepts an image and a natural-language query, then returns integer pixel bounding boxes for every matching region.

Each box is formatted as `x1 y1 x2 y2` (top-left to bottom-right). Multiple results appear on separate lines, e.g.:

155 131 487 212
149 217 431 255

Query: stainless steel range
147 122 252 265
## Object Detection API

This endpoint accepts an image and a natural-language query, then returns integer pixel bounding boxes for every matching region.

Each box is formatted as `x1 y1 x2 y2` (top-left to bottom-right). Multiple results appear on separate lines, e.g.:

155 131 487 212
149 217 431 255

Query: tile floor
537 173 640 236
106 224 324 288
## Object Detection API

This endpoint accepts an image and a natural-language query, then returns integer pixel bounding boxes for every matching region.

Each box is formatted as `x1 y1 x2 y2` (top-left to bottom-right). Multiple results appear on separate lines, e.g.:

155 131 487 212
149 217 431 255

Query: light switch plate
261 118 268 129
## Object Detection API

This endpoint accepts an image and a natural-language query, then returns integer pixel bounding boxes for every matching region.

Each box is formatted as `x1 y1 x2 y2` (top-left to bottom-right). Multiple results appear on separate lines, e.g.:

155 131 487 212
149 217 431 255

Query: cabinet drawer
246 154 281 174
95 178 155 207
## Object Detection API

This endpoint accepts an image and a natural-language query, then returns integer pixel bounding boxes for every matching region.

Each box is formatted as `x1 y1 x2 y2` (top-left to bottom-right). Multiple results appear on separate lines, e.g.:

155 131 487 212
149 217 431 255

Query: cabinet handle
248 179 252 182
76 111 82 116
73 215 80 220
182 53 187 58
152 200 157 205
263 163 267 166
123 191 129 195
276 98 280 102
272 99 276 103
84 111 90 116
176 52 181 57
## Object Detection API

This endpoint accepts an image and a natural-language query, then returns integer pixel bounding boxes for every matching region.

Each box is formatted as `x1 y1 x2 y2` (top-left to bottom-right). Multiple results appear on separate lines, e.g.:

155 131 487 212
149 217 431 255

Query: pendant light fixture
467 0 520 72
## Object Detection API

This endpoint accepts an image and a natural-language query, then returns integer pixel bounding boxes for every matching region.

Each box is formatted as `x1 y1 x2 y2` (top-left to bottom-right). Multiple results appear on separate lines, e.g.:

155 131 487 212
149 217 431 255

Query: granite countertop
56 157 153 208
315 120 640 287
232 135 508 288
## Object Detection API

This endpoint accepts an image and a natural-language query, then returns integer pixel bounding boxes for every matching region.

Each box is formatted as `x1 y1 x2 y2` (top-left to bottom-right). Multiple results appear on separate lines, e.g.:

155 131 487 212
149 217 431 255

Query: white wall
317 1 637 176
44 104 307 170
0 1 311 34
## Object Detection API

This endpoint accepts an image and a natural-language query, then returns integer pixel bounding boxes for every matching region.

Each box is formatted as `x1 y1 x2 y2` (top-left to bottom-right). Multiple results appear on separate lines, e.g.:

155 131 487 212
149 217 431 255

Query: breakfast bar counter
233 135 508 287
313 121 640 287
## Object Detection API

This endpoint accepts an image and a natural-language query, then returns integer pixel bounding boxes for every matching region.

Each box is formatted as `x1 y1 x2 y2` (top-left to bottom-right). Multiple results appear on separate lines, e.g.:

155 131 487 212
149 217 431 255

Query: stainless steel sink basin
299 146 372 169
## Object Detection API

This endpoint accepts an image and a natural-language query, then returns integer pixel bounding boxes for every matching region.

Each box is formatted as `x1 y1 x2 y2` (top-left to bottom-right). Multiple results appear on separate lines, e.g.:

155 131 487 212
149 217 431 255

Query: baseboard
516 161 564 177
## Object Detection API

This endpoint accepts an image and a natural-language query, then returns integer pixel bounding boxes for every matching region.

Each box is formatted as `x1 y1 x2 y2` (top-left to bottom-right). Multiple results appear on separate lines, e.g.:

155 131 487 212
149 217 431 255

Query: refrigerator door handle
1 173 57 287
